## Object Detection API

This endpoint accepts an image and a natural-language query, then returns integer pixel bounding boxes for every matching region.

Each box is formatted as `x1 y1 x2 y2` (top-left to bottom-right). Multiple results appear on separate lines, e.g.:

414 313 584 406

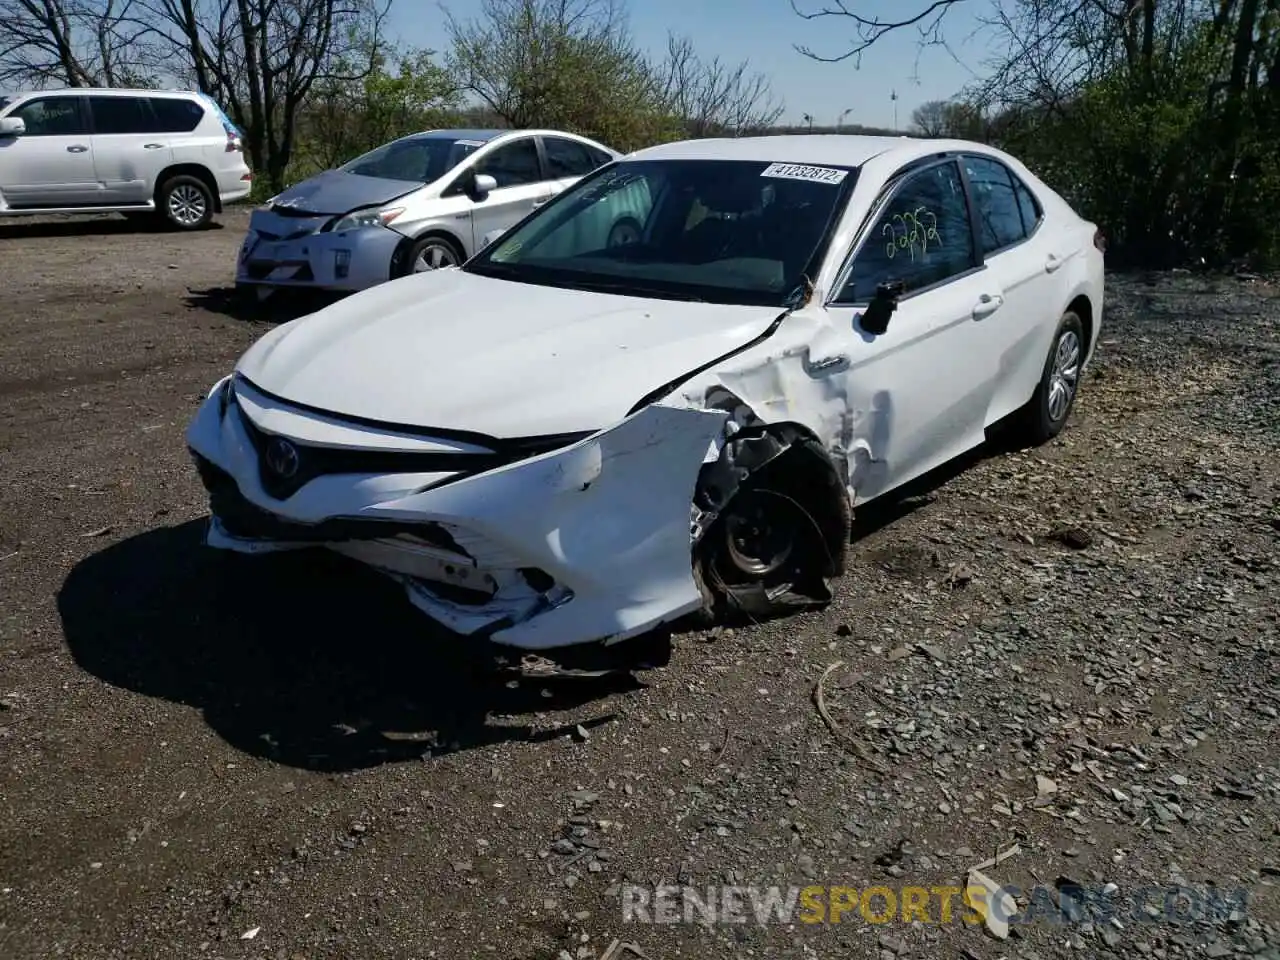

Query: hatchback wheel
607 217 642 248
405 235 463 275
159 175 214 230
1014 309 1085 445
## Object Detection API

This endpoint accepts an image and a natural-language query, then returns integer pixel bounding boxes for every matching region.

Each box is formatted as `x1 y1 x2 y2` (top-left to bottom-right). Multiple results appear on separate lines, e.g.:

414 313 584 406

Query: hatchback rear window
149 97 205 133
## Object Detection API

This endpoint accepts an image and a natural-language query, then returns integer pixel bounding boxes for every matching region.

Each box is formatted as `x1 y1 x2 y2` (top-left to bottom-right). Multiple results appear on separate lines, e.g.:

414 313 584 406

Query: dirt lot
1 208 1278 960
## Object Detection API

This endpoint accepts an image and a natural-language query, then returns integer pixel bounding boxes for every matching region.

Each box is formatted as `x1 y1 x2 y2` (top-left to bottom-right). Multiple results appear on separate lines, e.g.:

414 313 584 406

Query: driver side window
473 138 542 188
13 96 88 136
835 160 975 303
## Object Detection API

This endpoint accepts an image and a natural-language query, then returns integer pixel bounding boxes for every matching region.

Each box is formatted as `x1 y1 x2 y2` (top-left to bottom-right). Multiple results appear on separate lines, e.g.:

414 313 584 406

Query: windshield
464 158 856 307
341 136 483 184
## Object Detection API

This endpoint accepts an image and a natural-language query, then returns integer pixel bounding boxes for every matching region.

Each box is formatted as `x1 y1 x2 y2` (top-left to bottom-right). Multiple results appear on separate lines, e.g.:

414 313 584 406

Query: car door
88 95 169 204
957 153 1058 425
821 158 1005 504
464 136 555 246
0 95 97 207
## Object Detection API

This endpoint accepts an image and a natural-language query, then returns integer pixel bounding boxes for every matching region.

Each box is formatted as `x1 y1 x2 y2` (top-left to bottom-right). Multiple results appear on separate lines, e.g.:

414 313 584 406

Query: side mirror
471 173 497 200
860 279 905 336
0 116 25 137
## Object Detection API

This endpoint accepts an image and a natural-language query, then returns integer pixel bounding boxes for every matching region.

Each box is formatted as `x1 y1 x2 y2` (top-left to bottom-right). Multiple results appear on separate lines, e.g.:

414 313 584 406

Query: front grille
236 410 512 500
270 204 329 219
191 450 465 549
254 228 314 242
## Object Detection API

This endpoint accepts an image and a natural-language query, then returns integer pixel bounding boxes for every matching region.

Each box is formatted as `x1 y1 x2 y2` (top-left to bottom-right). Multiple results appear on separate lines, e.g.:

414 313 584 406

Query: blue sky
388 0 999 130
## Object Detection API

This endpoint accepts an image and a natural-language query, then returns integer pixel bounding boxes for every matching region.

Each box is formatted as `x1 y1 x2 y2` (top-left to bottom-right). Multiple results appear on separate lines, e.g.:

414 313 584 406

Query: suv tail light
1093 227 1106 253
226 129 242 153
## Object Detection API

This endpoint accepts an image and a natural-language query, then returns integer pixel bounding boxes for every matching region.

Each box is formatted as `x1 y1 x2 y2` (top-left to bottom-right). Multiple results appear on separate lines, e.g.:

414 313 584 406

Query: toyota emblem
264 436 300 478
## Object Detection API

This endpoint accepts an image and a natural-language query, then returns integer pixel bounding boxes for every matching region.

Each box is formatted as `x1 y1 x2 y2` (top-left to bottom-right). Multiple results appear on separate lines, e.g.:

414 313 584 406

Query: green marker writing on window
883 207 942 261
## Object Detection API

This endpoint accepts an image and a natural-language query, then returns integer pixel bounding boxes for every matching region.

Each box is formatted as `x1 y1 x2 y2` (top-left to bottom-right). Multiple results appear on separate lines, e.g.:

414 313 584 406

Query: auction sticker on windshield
760 163 848 185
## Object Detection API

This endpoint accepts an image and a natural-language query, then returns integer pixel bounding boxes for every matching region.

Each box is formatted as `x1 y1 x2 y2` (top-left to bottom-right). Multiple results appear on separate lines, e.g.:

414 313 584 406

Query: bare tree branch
0 0 155 87
790 0 969 64
658 32 783 135
136 0 390 188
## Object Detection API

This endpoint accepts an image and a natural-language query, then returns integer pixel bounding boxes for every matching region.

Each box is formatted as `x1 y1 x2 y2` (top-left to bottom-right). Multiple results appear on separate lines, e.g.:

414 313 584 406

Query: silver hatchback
237 128 619 294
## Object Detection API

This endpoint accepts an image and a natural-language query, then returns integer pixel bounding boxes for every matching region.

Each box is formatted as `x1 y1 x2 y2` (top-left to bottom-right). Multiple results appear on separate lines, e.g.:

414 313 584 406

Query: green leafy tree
444 0 678 150
296 45 463 178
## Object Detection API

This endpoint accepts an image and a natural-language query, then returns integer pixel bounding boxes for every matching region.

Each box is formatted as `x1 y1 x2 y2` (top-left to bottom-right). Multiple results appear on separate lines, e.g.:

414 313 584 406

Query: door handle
142 143 164 149
804 353 850 376
972 293 1004 319
67 144 88 153
1045 253 1063 273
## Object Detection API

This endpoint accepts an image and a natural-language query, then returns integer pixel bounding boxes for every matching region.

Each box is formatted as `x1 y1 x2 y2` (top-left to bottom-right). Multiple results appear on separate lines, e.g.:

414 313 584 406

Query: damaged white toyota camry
187 135 1104 654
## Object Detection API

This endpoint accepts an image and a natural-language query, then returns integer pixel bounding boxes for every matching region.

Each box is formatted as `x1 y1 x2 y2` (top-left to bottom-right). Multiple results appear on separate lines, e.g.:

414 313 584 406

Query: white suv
0 88 253 230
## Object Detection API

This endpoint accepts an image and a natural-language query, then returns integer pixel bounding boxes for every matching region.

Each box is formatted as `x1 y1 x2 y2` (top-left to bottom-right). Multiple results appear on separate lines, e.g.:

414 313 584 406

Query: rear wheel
1012 310 1085 445
158 174 214 230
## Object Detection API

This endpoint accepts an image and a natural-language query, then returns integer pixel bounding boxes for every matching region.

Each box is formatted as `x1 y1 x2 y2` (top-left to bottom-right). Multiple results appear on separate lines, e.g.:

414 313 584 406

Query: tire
401 234 464 276
693 450 842 623
158 174 214 231
1012 309 1085 445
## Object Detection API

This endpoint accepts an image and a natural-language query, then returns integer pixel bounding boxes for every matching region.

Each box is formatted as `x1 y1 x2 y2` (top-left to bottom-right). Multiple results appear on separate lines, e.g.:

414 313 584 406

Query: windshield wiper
552 276 706 302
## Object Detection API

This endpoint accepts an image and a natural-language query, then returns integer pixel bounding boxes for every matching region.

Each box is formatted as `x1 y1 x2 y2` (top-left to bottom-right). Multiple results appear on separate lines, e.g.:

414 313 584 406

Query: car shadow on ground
185 286 343 325
57 519 640 773
849 424 1033 542
0 216 224 239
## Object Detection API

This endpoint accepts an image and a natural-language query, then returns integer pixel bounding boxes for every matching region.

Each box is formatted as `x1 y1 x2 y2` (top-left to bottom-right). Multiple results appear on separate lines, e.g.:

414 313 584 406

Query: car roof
410 128 614 147
4 87 203 99
624 134 991 168
411 128 508 141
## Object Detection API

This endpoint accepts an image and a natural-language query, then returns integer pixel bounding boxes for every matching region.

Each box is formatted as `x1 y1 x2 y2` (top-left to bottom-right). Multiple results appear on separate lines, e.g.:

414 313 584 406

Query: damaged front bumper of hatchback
186 375 730 651
236 208 405 292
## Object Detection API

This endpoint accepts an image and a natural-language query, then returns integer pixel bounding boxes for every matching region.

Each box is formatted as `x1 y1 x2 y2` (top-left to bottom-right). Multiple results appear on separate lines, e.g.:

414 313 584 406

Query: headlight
330 206 405 233
210 376 235 417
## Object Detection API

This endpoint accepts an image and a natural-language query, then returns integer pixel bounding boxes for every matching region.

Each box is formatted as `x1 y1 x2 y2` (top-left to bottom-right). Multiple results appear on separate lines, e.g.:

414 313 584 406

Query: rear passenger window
1014 179 1042 235
962 155 1026 254
149 98 205 133
542 137 599 178
89 96 152 135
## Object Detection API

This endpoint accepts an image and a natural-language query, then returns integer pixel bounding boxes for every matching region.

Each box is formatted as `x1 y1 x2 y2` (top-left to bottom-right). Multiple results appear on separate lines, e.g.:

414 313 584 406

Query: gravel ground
0 211 1278 960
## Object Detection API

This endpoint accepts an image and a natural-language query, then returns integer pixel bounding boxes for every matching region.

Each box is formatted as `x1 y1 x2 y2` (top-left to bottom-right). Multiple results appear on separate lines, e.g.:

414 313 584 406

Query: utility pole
891 90 898 131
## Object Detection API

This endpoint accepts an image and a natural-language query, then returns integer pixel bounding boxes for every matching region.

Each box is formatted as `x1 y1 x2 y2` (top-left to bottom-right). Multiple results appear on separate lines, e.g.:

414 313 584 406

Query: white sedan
237 128 619 293
188 135 1104 655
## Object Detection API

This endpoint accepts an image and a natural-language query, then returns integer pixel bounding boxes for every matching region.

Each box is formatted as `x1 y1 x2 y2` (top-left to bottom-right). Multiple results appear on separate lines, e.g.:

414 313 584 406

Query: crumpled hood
268 169 421 216
235 269 781 438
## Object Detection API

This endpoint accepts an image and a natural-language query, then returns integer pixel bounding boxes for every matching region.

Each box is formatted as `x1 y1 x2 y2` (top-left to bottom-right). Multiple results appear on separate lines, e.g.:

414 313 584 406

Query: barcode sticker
760 163 848 185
